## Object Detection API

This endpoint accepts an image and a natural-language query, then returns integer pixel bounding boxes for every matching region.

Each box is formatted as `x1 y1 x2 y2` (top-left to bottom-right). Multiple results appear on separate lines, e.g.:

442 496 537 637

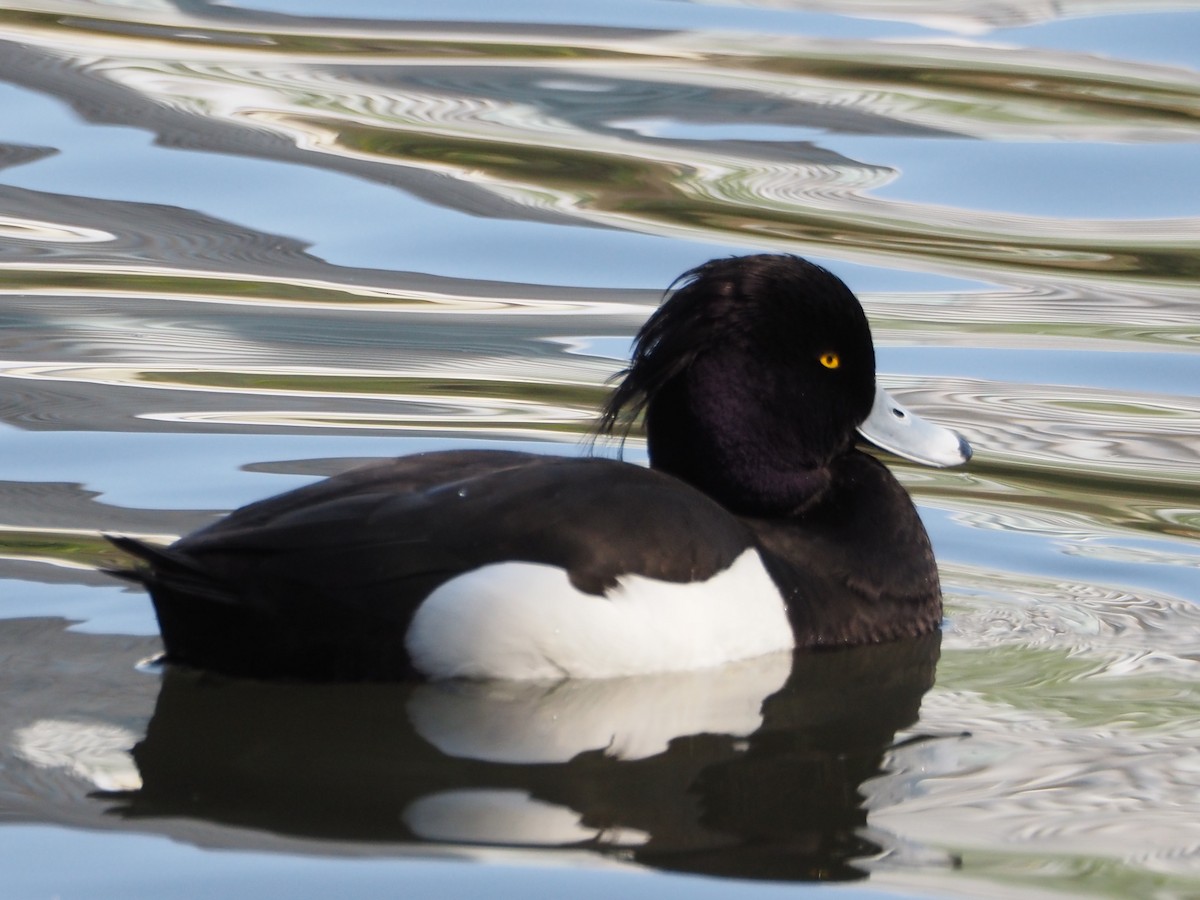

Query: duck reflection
111 634 938 881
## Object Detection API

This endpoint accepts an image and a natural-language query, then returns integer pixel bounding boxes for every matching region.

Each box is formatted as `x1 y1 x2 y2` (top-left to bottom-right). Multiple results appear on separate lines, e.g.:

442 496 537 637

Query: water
1 1 1198 897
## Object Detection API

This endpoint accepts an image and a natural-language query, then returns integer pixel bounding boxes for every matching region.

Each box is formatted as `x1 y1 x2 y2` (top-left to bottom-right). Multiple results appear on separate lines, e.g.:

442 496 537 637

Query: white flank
405 548 794 680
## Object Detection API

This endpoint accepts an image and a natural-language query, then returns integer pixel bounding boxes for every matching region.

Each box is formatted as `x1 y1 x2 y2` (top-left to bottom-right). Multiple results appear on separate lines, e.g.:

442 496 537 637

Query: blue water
1 1 1198 897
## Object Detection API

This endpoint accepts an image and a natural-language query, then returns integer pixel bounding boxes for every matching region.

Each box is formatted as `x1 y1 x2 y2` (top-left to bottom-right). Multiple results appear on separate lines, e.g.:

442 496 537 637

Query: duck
107 254 971 682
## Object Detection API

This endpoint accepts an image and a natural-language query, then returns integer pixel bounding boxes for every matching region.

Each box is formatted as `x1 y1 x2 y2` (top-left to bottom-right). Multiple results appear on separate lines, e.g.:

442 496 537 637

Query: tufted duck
108 254 971 681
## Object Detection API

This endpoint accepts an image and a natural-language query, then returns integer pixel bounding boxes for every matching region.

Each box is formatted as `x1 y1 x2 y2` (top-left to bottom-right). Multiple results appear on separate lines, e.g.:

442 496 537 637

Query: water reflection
102 636 939 880
2 3 1197 285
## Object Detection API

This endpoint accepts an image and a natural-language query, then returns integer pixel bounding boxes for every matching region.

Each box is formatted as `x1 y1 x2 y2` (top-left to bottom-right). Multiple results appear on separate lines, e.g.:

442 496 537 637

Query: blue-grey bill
857 385 972 468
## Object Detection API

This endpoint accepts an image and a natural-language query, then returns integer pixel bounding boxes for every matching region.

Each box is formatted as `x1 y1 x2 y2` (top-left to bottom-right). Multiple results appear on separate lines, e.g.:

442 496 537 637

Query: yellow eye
819 352 840 370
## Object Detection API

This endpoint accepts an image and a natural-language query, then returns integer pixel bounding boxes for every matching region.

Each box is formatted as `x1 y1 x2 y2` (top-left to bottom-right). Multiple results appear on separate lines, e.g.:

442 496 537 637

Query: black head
598 254 877 516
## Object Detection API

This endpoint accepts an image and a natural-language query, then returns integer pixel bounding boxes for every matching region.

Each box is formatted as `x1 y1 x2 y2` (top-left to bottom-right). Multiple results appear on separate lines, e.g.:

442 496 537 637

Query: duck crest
599 254 876 516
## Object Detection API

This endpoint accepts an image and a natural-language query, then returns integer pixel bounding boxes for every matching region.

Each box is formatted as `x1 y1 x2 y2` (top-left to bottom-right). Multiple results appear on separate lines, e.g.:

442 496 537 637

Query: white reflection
13 718 142 791
0 216 113 243
402 789 649 847
407 650 792 764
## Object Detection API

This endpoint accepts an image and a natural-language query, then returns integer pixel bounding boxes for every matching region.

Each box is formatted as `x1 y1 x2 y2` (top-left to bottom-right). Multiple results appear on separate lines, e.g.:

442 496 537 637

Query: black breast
742 451 942 648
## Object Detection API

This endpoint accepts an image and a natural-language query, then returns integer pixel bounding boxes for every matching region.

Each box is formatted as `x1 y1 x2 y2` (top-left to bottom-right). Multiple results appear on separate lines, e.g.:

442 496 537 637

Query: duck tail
103 534 235 606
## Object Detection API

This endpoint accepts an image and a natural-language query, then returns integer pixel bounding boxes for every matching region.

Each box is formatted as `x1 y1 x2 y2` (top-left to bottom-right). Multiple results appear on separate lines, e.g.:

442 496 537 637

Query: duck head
599 254 970 516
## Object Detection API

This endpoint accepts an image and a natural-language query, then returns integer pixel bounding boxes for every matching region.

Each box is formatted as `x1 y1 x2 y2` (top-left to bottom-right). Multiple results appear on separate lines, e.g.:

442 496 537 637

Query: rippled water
1 1 1198 897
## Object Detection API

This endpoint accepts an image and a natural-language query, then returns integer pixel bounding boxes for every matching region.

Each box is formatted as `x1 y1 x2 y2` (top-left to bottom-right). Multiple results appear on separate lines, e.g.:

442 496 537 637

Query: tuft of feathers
594 254 869 444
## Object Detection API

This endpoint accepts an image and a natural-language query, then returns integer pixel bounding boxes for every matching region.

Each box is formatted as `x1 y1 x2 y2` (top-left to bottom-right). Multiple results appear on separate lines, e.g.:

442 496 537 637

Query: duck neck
644 356 841 517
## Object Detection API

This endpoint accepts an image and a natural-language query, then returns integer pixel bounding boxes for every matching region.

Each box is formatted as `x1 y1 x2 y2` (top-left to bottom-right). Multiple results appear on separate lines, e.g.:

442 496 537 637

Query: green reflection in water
0 269 437 308
937 646 1200 732
136 370 605 421
0 529 128 570
0 10 648 61
951 848 1200 900
922 458 1200 543
322 118 1199 282
7 8 1197 284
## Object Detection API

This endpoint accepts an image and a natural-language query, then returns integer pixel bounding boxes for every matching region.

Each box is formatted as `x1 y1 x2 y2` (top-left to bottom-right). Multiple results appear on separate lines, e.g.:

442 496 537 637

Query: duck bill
856 385 972 468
